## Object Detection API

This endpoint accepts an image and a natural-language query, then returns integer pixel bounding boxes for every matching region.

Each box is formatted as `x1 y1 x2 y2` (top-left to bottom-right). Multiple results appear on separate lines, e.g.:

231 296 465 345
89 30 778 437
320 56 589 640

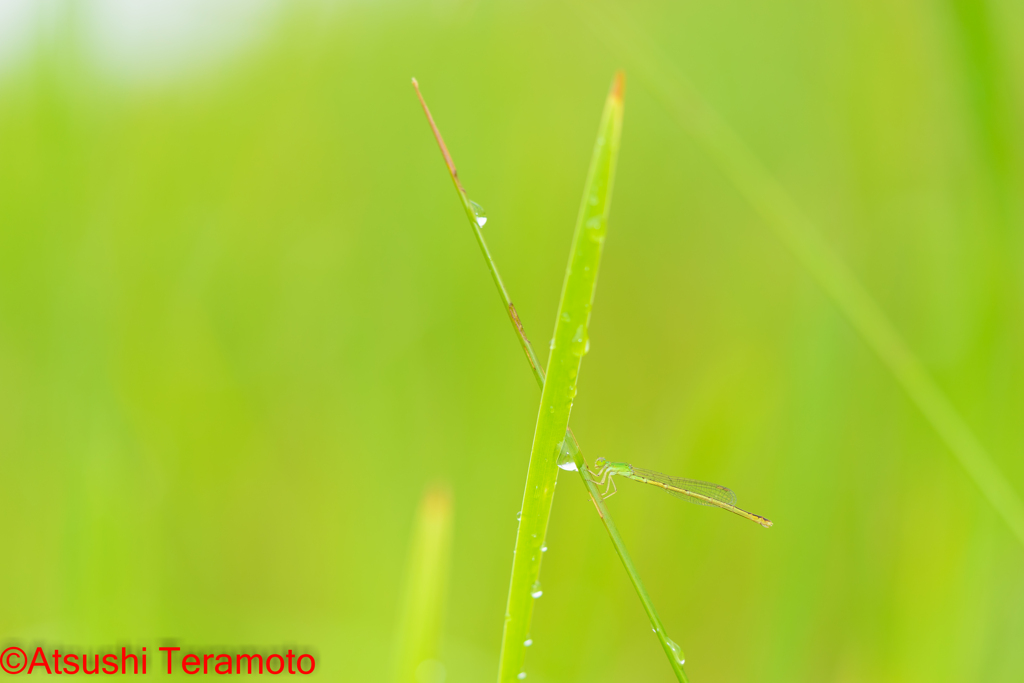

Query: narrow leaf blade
497 72 625 683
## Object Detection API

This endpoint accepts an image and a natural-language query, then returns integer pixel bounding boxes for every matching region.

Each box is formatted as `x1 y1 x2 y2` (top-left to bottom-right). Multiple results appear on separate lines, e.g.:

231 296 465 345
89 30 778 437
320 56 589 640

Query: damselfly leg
601 474 618 499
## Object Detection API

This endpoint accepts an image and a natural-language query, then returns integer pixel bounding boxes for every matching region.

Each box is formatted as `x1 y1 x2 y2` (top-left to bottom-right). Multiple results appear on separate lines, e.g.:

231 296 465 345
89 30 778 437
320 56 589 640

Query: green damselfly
588 458 773 528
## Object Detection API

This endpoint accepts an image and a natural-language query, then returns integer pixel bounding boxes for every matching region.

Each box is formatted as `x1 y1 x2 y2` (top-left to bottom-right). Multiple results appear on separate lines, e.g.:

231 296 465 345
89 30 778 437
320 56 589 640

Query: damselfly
588 457 773 528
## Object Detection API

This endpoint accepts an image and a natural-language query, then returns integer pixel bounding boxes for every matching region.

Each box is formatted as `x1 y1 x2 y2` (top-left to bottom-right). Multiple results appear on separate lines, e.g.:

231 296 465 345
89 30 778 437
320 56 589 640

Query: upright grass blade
495 73 623 683
391 483 454 683
414 74 689 682
575 0 1024 548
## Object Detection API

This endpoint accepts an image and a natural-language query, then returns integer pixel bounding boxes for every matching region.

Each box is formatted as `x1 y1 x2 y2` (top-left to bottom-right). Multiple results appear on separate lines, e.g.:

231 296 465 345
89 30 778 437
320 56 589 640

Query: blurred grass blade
392 483 454 683
494 72 623 683
413 75 689 682
576 0 1024 548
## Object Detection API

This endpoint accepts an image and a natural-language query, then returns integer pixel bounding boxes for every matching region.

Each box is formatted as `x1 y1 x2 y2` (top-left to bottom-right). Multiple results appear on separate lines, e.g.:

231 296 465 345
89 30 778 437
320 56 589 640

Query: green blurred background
2 0 1023 681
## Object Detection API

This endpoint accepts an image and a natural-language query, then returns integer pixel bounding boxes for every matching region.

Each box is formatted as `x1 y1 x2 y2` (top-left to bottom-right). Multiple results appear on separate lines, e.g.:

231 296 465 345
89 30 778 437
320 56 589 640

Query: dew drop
531 581 543 598
516 510 522 521
470 200 487 227
584 338 591 354
541 545 548 553
517 673 526 681
556 437 578 471
666 638 686 665
585 215 606 243
524 639 533 647
569 325 588 357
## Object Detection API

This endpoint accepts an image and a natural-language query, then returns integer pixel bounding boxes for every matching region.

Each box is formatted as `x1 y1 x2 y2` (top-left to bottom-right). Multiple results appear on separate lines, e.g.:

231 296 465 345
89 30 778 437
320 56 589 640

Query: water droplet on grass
570 325 588 357
585 215 605 243
541 545 548 553
557 438 578 471
531 581 543 598
524 639 533 647
666 638 685 665
470 200 487 227
517 673 526 680
516 510 522 521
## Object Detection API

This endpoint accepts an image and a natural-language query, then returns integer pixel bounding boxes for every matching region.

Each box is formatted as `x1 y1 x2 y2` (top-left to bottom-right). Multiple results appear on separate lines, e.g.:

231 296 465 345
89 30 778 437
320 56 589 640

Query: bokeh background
2 0 1023 681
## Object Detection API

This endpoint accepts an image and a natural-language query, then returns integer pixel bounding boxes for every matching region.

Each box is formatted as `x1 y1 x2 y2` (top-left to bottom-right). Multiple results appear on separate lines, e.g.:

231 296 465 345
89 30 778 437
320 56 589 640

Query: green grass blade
391 483 454 683
414 73 688 683
412 78 546 386
576 0 1024 547
565 432 691 682
495 73 623 683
